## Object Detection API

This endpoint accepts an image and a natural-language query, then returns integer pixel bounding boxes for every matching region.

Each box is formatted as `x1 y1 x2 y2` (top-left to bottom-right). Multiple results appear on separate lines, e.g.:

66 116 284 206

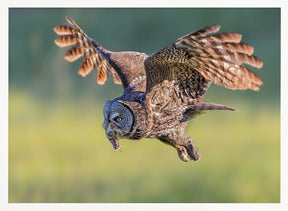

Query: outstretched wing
144 25 263 101
54 16 121 85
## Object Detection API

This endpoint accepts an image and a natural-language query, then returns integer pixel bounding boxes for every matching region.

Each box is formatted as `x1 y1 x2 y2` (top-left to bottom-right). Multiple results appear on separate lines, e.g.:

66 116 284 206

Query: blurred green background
9 8 280 203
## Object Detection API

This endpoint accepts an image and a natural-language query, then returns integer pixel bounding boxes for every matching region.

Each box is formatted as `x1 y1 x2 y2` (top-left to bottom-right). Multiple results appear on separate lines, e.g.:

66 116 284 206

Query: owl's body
54 17 263 162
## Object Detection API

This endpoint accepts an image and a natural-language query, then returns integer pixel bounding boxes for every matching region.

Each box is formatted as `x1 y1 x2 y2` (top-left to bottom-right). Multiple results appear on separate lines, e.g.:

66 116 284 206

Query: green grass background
9 8 280 203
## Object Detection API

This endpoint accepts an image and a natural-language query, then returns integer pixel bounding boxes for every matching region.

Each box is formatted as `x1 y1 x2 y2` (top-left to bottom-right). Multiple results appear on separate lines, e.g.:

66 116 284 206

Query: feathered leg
159 136 200 162
182 136 200 161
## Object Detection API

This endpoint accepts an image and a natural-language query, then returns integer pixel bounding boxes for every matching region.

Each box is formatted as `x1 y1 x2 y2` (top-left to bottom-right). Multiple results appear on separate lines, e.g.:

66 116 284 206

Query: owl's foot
174 143 200 162
158 137 200 162
175 145 190 162
185 139 200 161
173 136 200 162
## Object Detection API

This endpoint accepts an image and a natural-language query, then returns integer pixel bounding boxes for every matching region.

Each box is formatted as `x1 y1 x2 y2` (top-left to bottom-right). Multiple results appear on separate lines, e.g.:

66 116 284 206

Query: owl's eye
114 116 123 122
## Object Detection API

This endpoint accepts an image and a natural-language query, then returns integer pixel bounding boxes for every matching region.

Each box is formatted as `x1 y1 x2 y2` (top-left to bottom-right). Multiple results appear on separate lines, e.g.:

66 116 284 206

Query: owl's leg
181 136 200 161
158 137 200 162
158 138 190 162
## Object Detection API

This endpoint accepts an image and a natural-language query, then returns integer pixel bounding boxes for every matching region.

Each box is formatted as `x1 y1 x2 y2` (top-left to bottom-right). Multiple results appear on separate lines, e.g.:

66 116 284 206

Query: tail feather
189 102 237 112
182 101 236 122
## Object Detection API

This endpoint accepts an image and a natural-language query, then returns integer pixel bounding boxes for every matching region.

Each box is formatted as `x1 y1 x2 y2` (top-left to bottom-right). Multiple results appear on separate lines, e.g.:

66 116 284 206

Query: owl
54 17 263 162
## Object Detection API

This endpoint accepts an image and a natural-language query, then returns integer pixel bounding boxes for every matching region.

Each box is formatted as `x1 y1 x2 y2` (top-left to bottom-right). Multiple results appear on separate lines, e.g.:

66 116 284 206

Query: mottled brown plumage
54 17 263 162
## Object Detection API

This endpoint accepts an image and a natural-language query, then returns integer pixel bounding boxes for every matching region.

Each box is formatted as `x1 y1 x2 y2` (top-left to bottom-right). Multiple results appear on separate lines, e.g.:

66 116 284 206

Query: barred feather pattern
54 19 264 163
54 17 121 85
173 25 263 91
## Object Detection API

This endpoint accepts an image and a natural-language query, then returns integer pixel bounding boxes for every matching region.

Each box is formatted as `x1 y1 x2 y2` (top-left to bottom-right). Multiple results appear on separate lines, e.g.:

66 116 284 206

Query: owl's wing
144 25 263 100
54 17 122 85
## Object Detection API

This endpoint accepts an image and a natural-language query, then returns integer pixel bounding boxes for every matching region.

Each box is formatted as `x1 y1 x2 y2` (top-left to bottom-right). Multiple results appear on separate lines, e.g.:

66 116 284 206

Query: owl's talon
186 141 200 161
175 145 190 162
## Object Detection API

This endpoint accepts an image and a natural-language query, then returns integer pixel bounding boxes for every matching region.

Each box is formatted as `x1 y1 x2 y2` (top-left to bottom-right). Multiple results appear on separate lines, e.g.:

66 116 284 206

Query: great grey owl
54 17 263 162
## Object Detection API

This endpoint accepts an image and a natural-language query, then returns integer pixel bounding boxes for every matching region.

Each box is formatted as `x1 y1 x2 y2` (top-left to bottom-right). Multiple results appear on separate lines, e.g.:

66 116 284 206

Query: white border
5 0 287 8
2 1 287 211
1 1 9 211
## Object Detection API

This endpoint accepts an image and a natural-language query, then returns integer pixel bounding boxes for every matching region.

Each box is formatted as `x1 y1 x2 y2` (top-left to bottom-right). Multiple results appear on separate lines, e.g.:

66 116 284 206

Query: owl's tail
182 102 237 121
190 102 237 112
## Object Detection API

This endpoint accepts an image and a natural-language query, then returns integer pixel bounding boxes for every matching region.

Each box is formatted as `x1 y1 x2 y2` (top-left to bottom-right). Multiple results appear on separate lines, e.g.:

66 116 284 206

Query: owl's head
102 100 134 150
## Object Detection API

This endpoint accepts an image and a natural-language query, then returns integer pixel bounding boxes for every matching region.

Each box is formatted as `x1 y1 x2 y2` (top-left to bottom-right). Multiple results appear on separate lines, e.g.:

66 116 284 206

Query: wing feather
64 44 84 62
54 24 77 35
177 25 221 40
112 69 122 84
145 25 263 99
54 17 122 85
215 42 254 55
199 32 242 43
54 34 79 47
